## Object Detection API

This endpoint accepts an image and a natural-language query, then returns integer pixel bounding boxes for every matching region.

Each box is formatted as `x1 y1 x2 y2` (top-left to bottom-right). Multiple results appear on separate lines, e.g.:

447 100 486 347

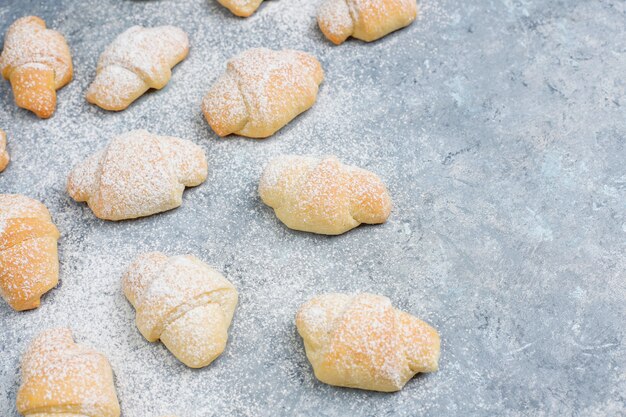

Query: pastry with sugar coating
16 328 121 417
202 48 323 138
123 252 238 368
0 130 9 172
86 25 189 111
217 0 264 17
0 16 73 118
67 129 207 221
296 293 440 392
317 0 418 45
259 155 391 235
0 194 60 311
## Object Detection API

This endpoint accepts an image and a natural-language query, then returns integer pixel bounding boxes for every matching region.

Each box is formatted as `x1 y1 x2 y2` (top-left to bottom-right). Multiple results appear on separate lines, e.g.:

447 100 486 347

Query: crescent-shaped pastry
0 194 60 311
296 293 440 392
0 16 73 118
17 328 121 417
259 155 392 235
123 252 238 368
67 129 207 221
317 0 418 45
217 0 264 17
86 25 189 111
202 48 324 138
0 130 9 172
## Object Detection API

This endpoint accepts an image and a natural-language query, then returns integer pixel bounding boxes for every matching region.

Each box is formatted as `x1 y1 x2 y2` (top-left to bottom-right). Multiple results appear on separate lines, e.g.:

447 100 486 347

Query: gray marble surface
0 0 625 416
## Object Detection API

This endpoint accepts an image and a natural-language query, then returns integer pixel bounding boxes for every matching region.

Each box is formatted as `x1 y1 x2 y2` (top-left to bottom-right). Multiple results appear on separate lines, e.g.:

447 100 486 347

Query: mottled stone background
0 0 624 416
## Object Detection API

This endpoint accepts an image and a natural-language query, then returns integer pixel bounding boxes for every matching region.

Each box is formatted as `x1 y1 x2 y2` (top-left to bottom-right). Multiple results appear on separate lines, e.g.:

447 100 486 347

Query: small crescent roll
217 0 264 17
317 0 418 45
86 25 189 111
123 252 238 368
259 155 392 235
296 293 440 392
0 16 73 118
0 130 9 172
0 194 60 311
17 328 121 417
202 48 324 138
67 129 207 221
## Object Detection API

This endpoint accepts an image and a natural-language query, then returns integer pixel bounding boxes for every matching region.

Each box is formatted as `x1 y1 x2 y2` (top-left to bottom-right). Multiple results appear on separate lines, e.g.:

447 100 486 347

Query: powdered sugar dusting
0 0 463 415
318 0 418 44
0 130 8 172
0 16 72 87
122 252 237 368
259 155 392 235
86 25 189 110
0 194 59 311
17 328 120 416
296 293 440 391
67 129 208 221
218 0 264 17
202 48 323 138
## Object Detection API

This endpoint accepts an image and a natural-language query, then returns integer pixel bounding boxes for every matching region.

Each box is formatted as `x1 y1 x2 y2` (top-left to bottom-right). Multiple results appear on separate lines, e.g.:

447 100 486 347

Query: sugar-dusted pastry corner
0 194 60 311
67 129 207 221
0 16 73 118
122 252 238 368
296 293 440 392
317 0 418 45
86 25 189 111
202 48 323 139
17 328 120 417
217 0 264 17
0 130 9 172
259 155 392 235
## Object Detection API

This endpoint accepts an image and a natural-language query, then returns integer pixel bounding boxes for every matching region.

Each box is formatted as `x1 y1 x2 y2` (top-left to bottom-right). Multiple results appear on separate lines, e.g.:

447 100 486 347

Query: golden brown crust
217 0 264 17
17 328 121 417
0 194 59 311
122 252 238 368
296 293 440 392
259 155 392 235
0 130 9 172
202 48 324 139
317 0 418 45
0 16 73 118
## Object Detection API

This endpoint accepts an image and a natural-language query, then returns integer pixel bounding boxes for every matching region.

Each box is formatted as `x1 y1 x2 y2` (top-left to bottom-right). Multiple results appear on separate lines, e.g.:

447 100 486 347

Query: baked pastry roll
0 130 9 172
0 16 73 118
296 293 440 392
202 48 324 138
218 0 263 17
123 252 238 368
67 129 207 221
17 328 121 417
86 25 189 111
317 0 418 45
259 155 392 235
0 194 60 311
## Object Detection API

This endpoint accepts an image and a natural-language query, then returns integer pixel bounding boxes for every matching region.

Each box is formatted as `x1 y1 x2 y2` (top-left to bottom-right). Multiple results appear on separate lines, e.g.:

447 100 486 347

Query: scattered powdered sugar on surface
0 0 456 415
4 0 623 417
